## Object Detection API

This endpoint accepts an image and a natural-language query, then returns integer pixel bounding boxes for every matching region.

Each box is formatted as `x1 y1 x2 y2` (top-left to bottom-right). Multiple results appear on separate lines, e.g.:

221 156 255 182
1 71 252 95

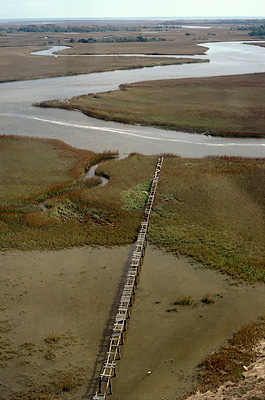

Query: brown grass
0 22 254 82
201 293 215 304
173 295 194 306
0 28 205 83
0 135 113 203
0 49 201 83
40 73 265 137
1 136 264 283
150 156 265 282
184 316 265 397
44 333 61 345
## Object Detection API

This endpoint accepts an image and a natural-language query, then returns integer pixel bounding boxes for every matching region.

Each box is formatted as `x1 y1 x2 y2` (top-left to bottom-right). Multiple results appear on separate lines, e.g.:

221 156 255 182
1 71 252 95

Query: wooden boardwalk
93 156 164 400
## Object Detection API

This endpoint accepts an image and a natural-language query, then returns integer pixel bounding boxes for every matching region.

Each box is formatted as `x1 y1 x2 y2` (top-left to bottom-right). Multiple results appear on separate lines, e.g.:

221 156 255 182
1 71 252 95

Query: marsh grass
44 349 56 361
0 135 97 203
149 156 265 283
173 296 194 306
185 317 265 396
201 293 215 304
44 333 61 345
166 307 178 313
10 367 86 399
1 136 264 284
40 73 265 137
0 49 204 83
0 138 156 250
122 180 151 210
61 379 73 392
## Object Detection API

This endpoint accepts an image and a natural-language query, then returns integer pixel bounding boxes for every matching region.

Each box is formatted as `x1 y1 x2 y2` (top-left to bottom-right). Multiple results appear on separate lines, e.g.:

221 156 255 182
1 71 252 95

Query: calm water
0 41 265 157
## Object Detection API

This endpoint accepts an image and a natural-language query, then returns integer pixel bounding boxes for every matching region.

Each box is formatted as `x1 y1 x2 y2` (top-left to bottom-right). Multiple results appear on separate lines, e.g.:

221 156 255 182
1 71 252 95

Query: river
1 41 265 400
0 41 265 157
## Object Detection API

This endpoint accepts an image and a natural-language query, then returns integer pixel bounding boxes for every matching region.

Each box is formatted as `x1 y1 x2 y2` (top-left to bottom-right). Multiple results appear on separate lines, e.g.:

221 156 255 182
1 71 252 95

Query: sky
0 0 265 20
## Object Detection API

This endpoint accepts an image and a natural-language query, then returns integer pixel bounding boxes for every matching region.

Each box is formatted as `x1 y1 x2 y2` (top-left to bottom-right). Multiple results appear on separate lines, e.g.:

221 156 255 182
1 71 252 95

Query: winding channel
0 41 265 157
1 41 265 400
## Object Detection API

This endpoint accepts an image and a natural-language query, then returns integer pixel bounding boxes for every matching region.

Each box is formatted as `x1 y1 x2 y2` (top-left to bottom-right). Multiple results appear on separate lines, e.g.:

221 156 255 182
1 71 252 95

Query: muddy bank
185 340 265 400
1 246 265 399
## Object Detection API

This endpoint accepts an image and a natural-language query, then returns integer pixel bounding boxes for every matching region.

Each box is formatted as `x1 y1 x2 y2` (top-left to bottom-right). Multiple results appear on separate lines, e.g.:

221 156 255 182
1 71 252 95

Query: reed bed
39 73 265 138
1 136 264 283
150 156 265 282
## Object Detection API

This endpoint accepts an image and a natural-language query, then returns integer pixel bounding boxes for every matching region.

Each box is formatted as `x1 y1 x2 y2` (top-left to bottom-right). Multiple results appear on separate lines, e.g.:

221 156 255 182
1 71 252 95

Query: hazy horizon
1 16 265 22
1 0 265 20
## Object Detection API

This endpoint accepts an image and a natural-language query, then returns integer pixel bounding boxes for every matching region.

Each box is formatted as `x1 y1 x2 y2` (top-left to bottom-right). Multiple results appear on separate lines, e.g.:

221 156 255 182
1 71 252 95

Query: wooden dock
93 156 164 399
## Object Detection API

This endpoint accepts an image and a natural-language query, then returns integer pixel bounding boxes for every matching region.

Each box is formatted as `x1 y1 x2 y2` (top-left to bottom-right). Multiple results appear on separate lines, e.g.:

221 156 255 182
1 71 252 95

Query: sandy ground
113 248 265 400
0 246 265 399
0 246 132 399
186 340 265 400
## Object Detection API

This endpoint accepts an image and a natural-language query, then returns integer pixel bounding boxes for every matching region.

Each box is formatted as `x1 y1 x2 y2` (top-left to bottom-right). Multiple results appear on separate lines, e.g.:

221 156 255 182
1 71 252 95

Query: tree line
76 36 166 43
3 24 139 33
248 25 265 36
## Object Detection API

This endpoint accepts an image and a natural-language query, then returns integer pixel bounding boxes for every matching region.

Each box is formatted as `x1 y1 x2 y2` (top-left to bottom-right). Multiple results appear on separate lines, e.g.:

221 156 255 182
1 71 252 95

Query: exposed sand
185 340 265 400
113 248 265 400
0 246 132 399
0 246 265 399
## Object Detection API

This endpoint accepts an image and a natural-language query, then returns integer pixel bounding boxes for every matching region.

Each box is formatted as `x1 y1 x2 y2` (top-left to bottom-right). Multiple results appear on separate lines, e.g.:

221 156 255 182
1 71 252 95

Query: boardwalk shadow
83 156 163 399
83 243 136 399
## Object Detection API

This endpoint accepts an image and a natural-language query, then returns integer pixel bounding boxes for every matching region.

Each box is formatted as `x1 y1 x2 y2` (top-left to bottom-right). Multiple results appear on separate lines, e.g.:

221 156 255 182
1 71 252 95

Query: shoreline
0 57 207 84
41 102 264 139
37 70 265 140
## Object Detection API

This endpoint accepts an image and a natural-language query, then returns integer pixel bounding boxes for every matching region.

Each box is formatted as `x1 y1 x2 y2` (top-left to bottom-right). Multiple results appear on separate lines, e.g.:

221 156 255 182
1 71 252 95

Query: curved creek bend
0 41 265 157
0 41 265 400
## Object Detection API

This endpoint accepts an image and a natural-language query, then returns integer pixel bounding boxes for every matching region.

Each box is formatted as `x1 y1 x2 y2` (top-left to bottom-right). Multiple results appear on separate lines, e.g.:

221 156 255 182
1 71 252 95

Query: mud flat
0 246 131 399
113 247 265 400
1 246 265 399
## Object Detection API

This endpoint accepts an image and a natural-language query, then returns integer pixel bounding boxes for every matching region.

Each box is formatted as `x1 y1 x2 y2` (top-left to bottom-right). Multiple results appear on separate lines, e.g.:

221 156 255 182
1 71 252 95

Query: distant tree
249 25 265 36
136 36 148 42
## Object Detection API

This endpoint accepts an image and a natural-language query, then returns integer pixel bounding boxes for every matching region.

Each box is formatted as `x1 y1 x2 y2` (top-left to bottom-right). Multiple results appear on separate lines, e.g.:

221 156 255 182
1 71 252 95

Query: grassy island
38 72 265 138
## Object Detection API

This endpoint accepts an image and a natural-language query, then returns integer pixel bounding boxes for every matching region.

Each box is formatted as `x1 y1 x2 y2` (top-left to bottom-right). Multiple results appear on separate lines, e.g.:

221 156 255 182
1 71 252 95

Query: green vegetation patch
249 25 265 36
50 199 85 222
148 156 265 283
150 223 265 282
122 180 151 210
